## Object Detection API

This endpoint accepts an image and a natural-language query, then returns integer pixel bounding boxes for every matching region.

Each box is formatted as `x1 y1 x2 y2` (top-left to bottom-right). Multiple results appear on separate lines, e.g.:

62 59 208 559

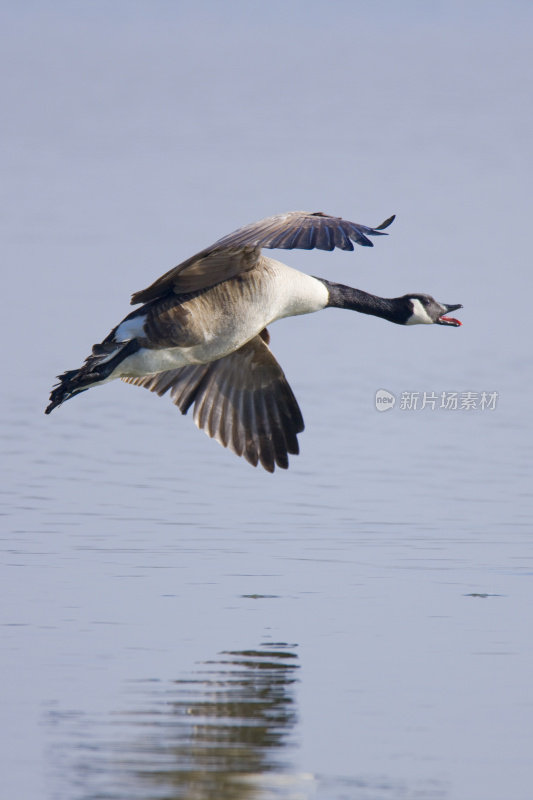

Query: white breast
265 258 329 319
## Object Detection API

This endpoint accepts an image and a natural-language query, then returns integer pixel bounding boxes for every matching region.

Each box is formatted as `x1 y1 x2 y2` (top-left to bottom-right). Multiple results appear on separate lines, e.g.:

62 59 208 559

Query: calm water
3 345 532 800
3 3 533 799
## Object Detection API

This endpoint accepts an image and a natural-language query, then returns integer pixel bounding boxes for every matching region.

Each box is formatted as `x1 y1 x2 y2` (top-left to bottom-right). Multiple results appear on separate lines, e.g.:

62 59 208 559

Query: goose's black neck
320 279 408 325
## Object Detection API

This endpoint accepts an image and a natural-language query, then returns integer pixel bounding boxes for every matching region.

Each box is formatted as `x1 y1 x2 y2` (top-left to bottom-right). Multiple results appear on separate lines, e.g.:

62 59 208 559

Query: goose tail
45 368 92 414
45 339 140 415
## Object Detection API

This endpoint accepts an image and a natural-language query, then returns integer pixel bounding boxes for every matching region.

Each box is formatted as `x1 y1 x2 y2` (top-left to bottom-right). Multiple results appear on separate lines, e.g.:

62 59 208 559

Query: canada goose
45 211 462 472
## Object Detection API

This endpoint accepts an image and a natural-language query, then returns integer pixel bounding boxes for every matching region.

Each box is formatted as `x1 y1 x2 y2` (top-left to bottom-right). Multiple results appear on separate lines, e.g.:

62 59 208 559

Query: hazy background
2 2 532 799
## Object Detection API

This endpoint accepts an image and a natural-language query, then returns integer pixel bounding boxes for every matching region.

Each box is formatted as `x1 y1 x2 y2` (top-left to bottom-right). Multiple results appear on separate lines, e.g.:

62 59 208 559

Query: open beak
436 303 463 327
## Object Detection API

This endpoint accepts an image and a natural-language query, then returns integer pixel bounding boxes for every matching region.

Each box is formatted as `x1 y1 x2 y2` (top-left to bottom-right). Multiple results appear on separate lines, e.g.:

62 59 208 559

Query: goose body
110 259 329 378
46 211 462 472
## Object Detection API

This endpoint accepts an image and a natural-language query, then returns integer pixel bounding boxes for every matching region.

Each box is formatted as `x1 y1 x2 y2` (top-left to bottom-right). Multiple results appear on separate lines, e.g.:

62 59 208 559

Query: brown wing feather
122 333 304 472
130 211 395 305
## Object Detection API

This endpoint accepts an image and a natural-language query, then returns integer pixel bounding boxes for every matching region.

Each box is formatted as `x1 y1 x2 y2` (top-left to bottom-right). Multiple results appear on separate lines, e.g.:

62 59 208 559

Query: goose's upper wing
122 330 304 472
130 211 395 304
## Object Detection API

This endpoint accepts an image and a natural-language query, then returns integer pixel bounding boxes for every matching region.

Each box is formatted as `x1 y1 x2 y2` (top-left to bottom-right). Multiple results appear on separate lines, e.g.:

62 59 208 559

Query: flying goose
45 211 462 472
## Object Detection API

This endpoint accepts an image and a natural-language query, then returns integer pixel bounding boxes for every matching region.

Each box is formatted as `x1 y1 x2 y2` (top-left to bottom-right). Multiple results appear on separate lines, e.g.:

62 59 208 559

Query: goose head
404 295 462 327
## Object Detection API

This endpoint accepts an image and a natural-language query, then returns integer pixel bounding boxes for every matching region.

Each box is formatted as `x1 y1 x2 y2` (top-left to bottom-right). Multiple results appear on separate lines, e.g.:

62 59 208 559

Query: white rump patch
405 298 433 325
114 314 147 341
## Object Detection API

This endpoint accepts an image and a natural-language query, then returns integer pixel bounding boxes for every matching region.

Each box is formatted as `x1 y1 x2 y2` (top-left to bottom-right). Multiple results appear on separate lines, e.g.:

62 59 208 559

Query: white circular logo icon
375 389 396 412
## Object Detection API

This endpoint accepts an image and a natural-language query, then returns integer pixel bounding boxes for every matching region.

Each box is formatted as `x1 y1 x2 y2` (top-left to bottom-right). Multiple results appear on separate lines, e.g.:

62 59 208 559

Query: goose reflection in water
49 643 302 800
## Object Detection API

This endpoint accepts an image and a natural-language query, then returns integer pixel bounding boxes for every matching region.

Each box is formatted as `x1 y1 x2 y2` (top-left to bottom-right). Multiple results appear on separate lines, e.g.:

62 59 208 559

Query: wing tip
374 214 396 231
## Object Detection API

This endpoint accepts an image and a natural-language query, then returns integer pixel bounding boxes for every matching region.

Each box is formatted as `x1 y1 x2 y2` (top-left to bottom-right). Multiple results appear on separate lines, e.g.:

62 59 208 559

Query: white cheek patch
114 314 147 340
405 298 434 325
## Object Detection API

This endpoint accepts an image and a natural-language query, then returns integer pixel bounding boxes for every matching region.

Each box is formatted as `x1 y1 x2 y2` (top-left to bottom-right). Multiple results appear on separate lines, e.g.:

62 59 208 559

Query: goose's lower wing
123 332 304 472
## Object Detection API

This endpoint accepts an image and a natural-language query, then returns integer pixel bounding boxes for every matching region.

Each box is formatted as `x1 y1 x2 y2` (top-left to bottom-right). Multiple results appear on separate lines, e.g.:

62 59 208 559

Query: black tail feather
45 374 89 414
45 339 141 415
